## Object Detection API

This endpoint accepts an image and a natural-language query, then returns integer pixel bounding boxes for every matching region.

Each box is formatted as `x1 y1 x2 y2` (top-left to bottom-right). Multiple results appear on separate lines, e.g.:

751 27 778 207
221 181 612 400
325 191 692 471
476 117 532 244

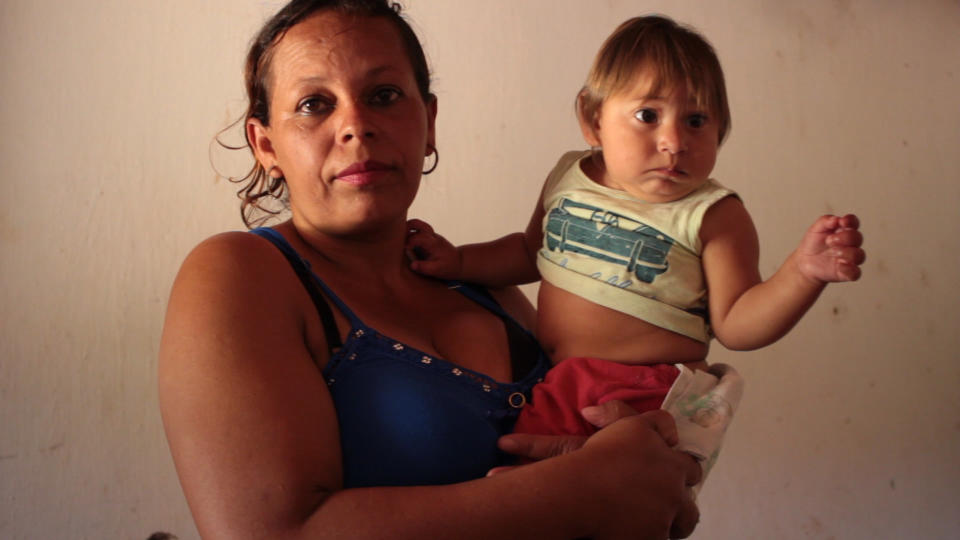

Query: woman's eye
370 87 402 106
687 114 708 128
635 108 658 123
297 97 331 114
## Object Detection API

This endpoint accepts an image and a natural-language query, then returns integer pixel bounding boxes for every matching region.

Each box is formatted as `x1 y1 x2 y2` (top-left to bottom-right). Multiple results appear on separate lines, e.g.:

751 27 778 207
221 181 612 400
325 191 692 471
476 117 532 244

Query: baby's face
582 71 720 203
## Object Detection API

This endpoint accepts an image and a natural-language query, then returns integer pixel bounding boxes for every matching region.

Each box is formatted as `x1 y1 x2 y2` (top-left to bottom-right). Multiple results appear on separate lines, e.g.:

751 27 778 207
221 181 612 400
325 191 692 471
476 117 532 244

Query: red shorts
512 357 680 437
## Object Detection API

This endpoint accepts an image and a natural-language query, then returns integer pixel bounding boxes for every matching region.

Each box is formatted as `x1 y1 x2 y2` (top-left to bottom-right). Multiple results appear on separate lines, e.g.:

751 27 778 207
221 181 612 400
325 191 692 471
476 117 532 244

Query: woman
158 1 700 537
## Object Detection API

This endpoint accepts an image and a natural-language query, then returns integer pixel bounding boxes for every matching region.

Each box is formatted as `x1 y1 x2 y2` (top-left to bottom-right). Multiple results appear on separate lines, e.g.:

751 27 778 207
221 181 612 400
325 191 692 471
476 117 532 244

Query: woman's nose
337 102 376 143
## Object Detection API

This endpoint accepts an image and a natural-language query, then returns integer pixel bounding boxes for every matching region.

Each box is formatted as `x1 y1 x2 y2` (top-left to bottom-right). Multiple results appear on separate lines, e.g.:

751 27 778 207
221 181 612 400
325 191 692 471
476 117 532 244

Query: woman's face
249 11 436 237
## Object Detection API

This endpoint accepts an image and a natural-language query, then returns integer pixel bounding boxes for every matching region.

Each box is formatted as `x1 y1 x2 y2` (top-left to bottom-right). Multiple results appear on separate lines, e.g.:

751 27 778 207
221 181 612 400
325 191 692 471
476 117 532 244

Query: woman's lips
335 160 393 185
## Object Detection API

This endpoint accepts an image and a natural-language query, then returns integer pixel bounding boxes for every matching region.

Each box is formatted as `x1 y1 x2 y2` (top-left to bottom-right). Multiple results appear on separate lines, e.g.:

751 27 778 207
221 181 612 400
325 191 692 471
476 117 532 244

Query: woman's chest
368 301 515 383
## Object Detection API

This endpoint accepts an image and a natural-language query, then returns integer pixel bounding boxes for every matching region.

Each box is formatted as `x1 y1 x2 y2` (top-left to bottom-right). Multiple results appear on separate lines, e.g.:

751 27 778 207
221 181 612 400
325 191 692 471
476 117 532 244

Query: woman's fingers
580 400 638 428
670 488 700 539
497 432 588 461
582 402 679 447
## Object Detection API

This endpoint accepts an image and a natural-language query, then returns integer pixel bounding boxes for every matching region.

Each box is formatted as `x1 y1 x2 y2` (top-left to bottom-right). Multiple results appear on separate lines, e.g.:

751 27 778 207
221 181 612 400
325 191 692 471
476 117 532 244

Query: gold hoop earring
422 145 439 175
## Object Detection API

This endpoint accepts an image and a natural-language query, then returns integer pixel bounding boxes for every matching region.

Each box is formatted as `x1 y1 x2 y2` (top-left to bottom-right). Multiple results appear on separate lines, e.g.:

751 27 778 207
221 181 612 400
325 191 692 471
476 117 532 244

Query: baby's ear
576 91 602 147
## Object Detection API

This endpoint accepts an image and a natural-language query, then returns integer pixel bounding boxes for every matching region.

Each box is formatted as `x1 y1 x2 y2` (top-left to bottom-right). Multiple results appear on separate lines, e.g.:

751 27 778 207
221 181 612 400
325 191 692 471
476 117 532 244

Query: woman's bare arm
159 233 345 537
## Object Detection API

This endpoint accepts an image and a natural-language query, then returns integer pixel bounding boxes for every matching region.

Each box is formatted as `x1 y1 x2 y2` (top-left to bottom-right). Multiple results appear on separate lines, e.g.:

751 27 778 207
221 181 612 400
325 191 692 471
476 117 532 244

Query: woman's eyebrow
293 65 401 87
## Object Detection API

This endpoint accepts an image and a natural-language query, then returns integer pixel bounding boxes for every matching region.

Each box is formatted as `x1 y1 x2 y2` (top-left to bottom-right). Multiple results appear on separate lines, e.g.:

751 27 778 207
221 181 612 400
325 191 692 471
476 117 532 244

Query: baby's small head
578 15 730 145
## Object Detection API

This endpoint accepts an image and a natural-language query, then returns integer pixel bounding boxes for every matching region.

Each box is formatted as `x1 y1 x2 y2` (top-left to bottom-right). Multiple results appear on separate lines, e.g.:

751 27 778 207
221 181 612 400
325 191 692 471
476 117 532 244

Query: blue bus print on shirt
545 198 675 284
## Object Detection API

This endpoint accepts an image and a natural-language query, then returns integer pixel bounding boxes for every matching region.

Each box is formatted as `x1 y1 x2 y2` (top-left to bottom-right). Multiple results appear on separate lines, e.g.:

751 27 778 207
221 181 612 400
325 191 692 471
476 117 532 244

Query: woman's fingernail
498 437 519 452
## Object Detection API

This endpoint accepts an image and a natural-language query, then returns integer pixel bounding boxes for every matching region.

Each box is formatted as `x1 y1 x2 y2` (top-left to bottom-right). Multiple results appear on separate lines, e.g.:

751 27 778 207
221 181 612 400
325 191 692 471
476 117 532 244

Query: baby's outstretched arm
406 218 542 287
701 197 866 350
407 174 550 287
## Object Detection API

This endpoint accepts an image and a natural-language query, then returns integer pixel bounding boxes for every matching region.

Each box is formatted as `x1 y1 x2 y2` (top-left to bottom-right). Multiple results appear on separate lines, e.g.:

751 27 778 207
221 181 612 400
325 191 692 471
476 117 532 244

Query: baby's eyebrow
624 94 665 104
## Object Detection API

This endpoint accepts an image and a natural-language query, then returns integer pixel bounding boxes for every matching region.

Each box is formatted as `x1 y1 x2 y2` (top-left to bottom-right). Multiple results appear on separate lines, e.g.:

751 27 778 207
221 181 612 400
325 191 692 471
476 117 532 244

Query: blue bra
251 228 550 487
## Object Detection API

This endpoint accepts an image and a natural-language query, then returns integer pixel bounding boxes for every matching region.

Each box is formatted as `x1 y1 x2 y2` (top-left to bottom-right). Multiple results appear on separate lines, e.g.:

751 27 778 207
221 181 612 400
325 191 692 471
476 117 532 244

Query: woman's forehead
271 12 408 83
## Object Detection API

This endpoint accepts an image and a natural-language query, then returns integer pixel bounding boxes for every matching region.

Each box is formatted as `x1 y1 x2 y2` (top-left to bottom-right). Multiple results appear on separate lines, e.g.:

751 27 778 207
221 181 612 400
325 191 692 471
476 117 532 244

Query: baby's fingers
405 230 433 255
837 263 862 282
831 246 866 281
405 232 433 264
826 227 864 249
406 218 435 236
808 214 843 234
838 213 860 231
405 219 444 262
410 257 452 277
810 213 861 236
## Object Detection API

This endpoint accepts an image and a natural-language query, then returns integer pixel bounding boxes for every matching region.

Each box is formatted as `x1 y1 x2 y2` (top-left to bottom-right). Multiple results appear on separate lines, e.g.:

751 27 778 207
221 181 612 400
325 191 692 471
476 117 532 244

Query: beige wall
1 0 957 538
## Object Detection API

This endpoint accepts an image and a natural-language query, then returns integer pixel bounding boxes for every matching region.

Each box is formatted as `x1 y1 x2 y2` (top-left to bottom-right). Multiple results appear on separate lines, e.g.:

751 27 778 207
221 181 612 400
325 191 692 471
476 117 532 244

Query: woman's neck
279 218 415 286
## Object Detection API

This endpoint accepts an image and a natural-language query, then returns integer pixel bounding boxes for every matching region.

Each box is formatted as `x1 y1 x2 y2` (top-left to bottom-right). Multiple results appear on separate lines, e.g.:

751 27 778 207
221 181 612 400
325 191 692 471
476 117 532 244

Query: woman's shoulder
185 229 274 264
176 230 287 285
161 227 324 380
167 229 301 323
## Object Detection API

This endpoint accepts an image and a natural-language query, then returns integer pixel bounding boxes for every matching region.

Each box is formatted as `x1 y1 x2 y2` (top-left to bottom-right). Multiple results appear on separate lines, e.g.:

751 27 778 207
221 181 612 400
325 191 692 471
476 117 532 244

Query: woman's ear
425 94 438 152
246 118 277 169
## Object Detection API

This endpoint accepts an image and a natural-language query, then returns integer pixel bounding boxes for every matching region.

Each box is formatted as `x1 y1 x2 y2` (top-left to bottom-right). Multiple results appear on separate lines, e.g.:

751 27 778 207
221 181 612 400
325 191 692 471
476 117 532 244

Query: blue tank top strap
444 281 513 320
249 227 364 329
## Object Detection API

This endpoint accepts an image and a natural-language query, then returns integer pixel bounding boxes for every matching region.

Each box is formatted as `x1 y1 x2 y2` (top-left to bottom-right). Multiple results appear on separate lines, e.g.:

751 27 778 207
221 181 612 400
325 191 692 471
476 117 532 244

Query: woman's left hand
490 399 681 468
494 402 701 539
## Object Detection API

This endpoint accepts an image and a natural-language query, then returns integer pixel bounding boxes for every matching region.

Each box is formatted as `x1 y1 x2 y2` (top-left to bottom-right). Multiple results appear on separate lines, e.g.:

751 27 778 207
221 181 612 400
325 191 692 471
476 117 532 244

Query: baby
407 15 865 486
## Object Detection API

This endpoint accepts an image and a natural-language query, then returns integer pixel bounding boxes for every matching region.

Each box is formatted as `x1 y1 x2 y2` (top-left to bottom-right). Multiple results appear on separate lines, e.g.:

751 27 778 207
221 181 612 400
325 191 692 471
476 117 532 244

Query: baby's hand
796 214 866 283
406 218 463 279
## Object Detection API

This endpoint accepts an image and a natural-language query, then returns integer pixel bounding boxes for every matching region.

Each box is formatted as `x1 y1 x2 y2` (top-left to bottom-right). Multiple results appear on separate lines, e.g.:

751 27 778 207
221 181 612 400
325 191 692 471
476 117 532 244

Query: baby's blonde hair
578 15 731 144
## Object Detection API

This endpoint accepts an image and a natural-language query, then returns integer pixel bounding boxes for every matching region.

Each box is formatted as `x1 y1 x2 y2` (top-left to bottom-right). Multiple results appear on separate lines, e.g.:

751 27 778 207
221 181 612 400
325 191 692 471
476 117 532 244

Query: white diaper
661 363 744 492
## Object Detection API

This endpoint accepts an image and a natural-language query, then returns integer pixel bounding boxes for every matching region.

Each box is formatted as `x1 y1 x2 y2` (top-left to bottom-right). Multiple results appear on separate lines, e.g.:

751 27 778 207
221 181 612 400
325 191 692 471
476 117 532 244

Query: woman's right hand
498 402 702 539
584 410 701 539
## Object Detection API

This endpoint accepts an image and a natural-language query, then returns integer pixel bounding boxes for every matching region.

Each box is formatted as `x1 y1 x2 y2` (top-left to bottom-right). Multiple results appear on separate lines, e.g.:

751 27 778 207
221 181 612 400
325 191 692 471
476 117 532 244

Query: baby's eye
297 96 332 115
370 87 402 106
635 108 658 123
686 113 709 129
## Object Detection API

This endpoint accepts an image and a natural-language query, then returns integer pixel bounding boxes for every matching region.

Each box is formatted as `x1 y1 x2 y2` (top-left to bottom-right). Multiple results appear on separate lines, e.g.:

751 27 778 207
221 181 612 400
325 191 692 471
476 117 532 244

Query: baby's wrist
789 251 829 289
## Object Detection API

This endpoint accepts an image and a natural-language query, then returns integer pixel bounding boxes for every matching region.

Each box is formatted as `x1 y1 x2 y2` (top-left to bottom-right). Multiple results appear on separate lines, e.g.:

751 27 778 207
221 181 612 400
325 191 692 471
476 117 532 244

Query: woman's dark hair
229 0 432 227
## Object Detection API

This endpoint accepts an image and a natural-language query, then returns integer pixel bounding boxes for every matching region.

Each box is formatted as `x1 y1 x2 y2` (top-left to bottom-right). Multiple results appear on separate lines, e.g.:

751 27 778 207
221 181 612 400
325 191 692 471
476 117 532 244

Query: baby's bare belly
537 280 709 369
